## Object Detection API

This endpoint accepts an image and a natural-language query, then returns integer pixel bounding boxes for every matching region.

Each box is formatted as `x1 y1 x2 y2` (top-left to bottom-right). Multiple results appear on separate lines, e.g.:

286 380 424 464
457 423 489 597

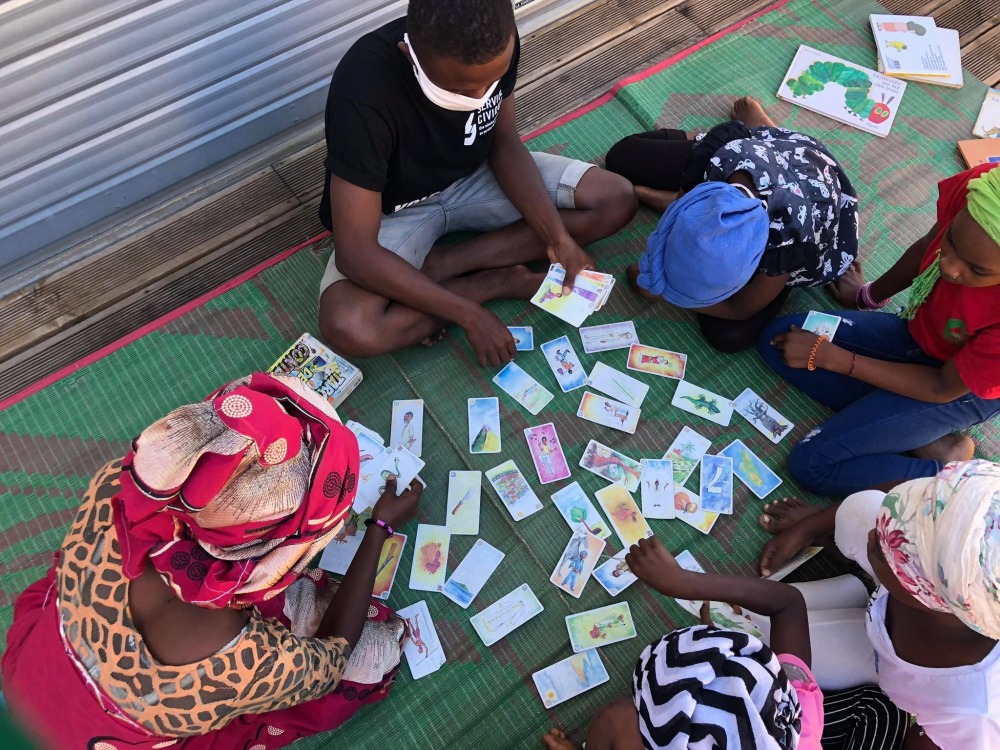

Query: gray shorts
319 152 595 295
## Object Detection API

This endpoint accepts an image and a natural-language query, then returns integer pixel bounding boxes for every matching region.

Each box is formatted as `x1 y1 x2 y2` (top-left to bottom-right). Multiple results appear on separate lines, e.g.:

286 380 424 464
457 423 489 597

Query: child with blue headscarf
606 97 859 353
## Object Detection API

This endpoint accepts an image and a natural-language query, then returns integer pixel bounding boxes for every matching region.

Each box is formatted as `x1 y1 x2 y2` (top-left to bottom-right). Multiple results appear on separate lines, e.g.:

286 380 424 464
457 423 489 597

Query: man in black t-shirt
317 0 636 367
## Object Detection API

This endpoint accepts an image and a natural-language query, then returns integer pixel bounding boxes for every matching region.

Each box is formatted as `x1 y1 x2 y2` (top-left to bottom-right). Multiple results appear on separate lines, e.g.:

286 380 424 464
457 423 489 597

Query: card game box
268 333 363 408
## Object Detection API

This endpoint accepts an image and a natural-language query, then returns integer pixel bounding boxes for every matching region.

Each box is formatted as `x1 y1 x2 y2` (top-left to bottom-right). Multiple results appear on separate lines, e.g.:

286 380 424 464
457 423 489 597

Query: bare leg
625 263 659 300
731 96 776 128
910 433 975 463
633 186 679 213
319 265 544 358
585 698 645 750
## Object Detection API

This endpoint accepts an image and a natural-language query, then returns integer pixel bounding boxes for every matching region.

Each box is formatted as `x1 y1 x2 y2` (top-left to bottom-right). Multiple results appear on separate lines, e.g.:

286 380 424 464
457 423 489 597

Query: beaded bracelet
364 517 394 537
807 335 829 372
856 281 890 310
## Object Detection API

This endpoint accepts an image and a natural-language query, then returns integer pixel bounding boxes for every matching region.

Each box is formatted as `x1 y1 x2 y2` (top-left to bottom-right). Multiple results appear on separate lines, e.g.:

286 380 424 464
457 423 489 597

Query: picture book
269 333 363 408
973 89 1000 139
777 45 906 138
957 139 1000 168
877 27 962 88
869 15 948 78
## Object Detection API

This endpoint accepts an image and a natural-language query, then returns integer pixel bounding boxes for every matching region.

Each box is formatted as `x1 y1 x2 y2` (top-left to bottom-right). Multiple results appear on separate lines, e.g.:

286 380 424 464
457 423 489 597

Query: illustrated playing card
577 391 640 434
551 482 611 540
639 459 675 519
626 344 687 380
355 430 388 469
507 326 535 351
468 397 502 454
550 527 605 598
318 509 369 574
493 362 554 416
731 388 794 444
579 321 638 353
397 601 446 679
579 439 642 492
446 471 482 535
390 399 424 457
566 602 637 652
470 583 544 647
673 488 719 535
409 524 450 592
803 311 842 340
719 439 783 499
540 335 587 392
595 484 654 548
663 426 712 486
347 420 385 446
442 539 505 608
700 454 734 514
524 423 571 484
671 380 733 427
766 546 824 581
533 649 610 708
531 265 602 327
372 533 407 600
353 446 423 513
592 550 638 596
485 460 544 521
585 361 649 407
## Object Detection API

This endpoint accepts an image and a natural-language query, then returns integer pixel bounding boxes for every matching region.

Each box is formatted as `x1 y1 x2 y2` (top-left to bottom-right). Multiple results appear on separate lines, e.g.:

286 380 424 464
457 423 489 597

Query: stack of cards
485 460 543 521
531 264 615 326
442 540 505 608
580 321 638 353
494 362 554 416
540 336 587 392
533 649 609 708
397 601 446 679
566 603 637 652
471 584 545 647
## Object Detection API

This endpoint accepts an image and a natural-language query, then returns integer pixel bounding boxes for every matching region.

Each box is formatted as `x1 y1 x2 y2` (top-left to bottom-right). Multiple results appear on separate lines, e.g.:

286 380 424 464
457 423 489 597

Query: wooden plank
962 23 1000 86
273 140 327 204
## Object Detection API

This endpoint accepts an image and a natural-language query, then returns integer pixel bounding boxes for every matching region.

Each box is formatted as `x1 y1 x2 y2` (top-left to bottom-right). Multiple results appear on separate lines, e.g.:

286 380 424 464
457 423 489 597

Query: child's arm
626 537 810 666
869 224 937 303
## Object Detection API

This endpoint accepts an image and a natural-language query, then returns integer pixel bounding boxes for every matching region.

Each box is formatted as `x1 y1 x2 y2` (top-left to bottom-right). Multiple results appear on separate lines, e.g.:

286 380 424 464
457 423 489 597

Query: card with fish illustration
766 546 824 581
592 550 638 596
446 470 482 535
318 509 370 574
579 439 642 492
442 539 505 608
533 648 610 708
397 600 446 679
390 399 424 457
566 602 637 652
540 335 587 392
577 391 640 434
673 487 719 535
719 439 782 499
671 380 732 427
731 389 794 444
372 533 407 600
524 423 571 484
663 427 712 486
585 361 649 407
530 265 602 326
551 482 611 540
485 460 543 521
803 311 842 340
638 459 675 519
627 344 687 380
468 397 502 454
493 362 554 416
507 326 535 351
550 527 605 598
595 484 654 548
579 321 638 353
346 420 385 446
699 454 734 514
470 583 545 647
409 524 451 592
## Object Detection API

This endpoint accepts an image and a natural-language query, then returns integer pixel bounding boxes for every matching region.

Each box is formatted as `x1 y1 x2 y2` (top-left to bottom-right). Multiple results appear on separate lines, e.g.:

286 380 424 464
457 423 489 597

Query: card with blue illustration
592 550 637 596
532 649 610 708
493 362 554 416
803 311 842 340
550 527 605 598
442 539 505 608
719 439 783 499
551 482 611 540
507 326 535 351
540 335 587 392
699 454 734 514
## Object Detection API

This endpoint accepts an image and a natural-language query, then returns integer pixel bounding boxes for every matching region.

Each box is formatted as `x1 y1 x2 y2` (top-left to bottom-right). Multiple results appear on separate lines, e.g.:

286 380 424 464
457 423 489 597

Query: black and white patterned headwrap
632 625 801 749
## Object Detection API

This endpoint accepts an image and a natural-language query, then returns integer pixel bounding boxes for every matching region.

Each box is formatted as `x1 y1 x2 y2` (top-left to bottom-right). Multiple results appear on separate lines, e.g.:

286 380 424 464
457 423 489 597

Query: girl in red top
758 164 1000 498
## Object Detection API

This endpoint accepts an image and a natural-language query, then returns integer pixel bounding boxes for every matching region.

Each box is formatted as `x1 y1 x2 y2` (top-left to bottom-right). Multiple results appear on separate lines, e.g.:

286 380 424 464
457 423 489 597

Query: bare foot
635 185 679 212
910 433 975 464
542 728 580 750
420 328 447 347
759 497 820 534
626 263 658 300
731 96 775 129
502 264 547 300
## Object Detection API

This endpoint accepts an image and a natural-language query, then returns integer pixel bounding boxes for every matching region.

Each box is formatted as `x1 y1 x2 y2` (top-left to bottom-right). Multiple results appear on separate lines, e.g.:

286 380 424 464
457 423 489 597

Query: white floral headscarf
877 460 1000 638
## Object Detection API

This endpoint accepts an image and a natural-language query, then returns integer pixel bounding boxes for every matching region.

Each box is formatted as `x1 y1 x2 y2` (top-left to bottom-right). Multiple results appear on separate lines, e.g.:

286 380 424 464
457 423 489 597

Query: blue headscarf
636 181 769 308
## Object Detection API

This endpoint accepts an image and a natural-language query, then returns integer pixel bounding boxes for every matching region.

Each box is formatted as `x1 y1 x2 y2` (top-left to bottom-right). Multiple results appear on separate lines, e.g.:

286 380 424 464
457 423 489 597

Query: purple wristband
365 518 394 537
857 281 889 310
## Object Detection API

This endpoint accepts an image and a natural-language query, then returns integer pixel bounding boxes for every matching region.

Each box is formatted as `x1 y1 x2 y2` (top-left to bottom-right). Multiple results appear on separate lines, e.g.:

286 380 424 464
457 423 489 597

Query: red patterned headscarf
112 372 359 609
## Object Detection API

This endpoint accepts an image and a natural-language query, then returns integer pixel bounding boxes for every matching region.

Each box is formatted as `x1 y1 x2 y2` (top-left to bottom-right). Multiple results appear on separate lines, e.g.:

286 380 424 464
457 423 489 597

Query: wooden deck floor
0 0 997 400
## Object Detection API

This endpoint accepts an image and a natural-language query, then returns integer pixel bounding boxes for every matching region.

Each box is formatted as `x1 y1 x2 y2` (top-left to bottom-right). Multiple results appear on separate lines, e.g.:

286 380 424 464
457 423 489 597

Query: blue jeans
758 310 1000 497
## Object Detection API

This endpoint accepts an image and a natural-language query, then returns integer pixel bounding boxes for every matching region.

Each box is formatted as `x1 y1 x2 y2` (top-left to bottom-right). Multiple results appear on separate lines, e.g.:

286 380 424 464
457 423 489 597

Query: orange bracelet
807 335 829 371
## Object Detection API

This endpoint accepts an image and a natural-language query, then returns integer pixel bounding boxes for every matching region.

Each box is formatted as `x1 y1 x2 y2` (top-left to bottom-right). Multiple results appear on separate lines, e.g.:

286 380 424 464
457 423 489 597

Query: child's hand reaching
625 537 695 598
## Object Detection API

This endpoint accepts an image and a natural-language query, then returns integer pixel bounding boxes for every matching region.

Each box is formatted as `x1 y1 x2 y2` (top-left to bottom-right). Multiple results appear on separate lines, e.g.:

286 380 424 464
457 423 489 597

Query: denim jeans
758 310 1000 497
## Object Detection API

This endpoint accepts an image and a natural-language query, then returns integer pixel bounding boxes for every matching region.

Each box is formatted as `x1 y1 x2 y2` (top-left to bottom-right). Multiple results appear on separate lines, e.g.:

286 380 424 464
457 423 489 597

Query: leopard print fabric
57 460 351 738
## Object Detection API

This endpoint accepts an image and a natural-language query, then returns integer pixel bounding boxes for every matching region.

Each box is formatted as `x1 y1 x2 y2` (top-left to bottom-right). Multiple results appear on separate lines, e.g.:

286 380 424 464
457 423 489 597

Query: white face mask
403 33 500 112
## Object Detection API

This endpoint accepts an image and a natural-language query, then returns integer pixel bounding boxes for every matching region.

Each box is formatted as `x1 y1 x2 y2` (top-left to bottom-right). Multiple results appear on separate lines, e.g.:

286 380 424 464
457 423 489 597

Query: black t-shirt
319 17 521 228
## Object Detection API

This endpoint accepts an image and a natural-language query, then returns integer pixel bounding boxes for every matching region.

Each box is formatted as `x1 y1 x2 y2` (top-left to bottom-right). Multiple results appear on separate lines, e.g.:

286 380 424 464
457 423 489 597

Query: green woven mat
2 0 997 747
